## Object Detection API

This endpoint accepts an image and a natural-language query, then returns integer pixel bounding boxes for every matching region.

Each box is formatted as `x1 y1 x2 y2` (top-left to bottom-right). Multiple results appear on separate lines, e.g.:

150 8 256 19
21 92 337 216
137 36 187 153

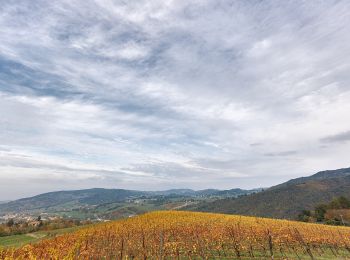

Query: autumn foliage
1 211 350 259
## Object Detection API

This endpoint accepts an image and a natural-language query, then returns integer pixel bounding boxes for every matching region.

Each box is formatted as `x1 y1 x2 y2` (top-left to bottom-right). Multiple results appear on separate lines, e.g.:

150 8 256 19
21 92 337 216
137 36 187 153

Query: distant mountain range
2 167 349 221
0 188 259 216
187 167 350 219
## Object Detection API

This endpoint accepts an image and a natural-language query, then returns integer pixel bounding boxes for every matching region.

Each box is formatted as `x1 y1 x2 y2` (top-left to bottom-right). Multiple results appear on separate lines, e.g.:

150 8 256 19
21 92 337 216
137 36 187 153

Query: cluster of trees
0 216 91 237
298 196 350 225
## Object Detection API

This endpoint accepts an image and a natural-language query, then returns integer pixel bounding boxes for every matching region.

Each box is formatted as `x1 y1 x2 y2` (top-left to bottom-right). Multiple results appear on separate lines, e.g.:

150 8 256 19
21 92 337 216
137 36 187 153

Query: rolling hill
0 188 257 216
2 167 349 220
187 167 350 219
0 188 147 213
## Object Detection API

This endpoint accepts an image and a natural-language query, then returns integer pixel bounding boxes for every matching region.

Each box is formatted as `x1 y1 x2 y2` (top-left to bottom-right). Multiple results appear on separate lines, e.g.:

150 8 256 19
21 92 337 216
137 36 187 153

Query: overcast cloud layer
1 0 350 200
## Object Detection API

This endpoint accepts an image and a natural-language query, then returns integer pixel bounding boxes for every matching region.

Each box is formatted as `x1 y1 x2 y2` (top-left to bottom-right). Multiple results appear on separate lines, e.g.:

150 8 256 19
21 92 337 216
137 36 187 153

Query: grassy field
0 226 84 248
1 211 350 259
0 234 36 248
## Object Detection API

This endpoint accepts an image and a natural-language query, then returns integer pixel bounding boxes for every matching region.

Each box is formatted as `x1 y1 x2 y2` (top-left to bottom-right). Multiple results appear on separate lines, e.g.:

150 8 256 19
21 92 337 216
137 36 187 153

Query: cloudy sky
1 0 350 200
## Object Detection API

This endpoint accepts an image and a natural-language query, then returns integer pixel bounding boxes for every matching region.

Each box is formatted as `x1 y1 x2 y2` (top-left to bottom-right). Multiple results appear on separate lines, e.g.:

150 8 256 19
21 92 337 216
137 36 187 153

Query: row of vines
1 211 350 259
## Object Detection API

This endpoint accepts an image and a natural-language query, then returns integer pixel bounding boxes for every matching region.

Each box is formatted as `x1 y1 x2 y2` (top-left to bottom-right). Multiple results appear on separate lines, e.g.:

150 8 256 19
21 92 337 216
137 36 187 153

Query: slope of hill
0 188 147 213
0 188 257 218
188 167 350 219
273 167 350 188
1 211 349 259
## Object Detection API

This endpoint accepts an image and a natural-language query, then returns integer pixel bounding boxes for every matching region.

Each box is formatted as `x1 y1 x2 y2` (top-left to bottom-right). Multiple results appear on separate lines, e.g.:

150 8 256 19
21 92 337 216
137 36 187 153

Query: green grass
0 234 36 247
0 225 85 248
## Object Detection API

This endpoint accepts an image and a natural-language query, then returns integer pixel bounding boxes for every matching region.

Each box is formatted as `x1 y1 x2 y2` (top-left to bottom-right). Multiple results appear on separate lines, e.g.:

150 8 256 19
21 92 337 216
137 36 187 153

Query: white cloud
0 0 350 199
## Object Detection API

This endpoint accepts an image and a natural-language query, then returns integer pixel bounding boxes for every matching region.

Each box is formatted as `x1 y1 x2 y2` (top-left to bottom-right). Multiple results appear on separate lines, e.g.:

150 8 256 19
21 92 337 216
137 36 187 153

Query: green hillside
187 167 350 219
0 188 257 221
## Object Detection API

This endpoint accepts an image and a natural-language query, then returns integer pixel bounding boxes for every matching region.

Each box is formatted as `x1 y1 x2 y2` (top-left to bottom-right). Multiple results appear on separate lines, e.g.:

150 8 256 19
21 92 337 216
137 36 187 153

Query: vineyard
1 211 350 259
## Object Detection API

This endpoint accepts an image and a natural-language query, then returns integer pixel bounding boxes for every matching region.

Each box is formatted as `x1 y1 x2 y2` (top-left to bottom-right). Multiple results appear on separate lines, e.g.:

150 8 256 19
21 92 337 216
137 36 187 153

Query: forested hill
187 167 350 219
0 188 257 214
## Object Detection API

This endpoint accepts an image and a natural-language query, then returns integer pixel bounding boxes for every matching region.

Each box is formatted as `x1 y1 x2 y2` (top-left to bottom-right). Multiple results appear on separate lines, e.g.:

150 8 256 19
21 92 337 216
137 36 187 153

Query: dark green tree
297 210 311 222
314 204 327 222
6 219 14 227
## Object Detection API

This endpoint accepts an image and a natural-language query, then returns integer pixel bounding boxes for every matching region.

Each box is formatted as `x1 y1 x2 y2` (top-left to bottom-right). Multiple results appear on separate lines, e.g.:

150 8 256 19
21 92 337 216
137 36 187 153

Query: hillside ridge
187 167 350 219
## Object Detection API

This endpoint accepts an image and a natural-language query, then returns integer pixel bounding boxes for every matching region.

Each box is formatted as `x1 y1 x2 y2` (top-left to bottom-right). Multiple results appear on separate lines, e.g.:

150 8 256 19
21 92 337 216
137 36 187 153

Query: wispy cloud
1 0 350 199
264 151 298 157
320 131 350 143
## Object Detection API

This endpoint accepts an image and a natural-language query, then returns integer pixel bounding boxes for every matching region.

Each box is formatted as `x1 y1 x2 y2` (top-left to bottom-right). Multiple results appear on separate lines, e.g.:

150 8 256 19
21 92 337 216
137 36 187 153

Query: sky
1 0 350 200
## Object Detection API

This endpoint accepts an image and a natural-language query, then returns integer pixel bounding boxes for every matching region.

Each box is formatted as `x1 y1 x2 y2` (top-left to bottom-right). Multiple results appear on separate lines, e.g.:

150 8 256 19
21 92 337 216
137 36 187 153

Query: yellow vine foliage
1 211 350 259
